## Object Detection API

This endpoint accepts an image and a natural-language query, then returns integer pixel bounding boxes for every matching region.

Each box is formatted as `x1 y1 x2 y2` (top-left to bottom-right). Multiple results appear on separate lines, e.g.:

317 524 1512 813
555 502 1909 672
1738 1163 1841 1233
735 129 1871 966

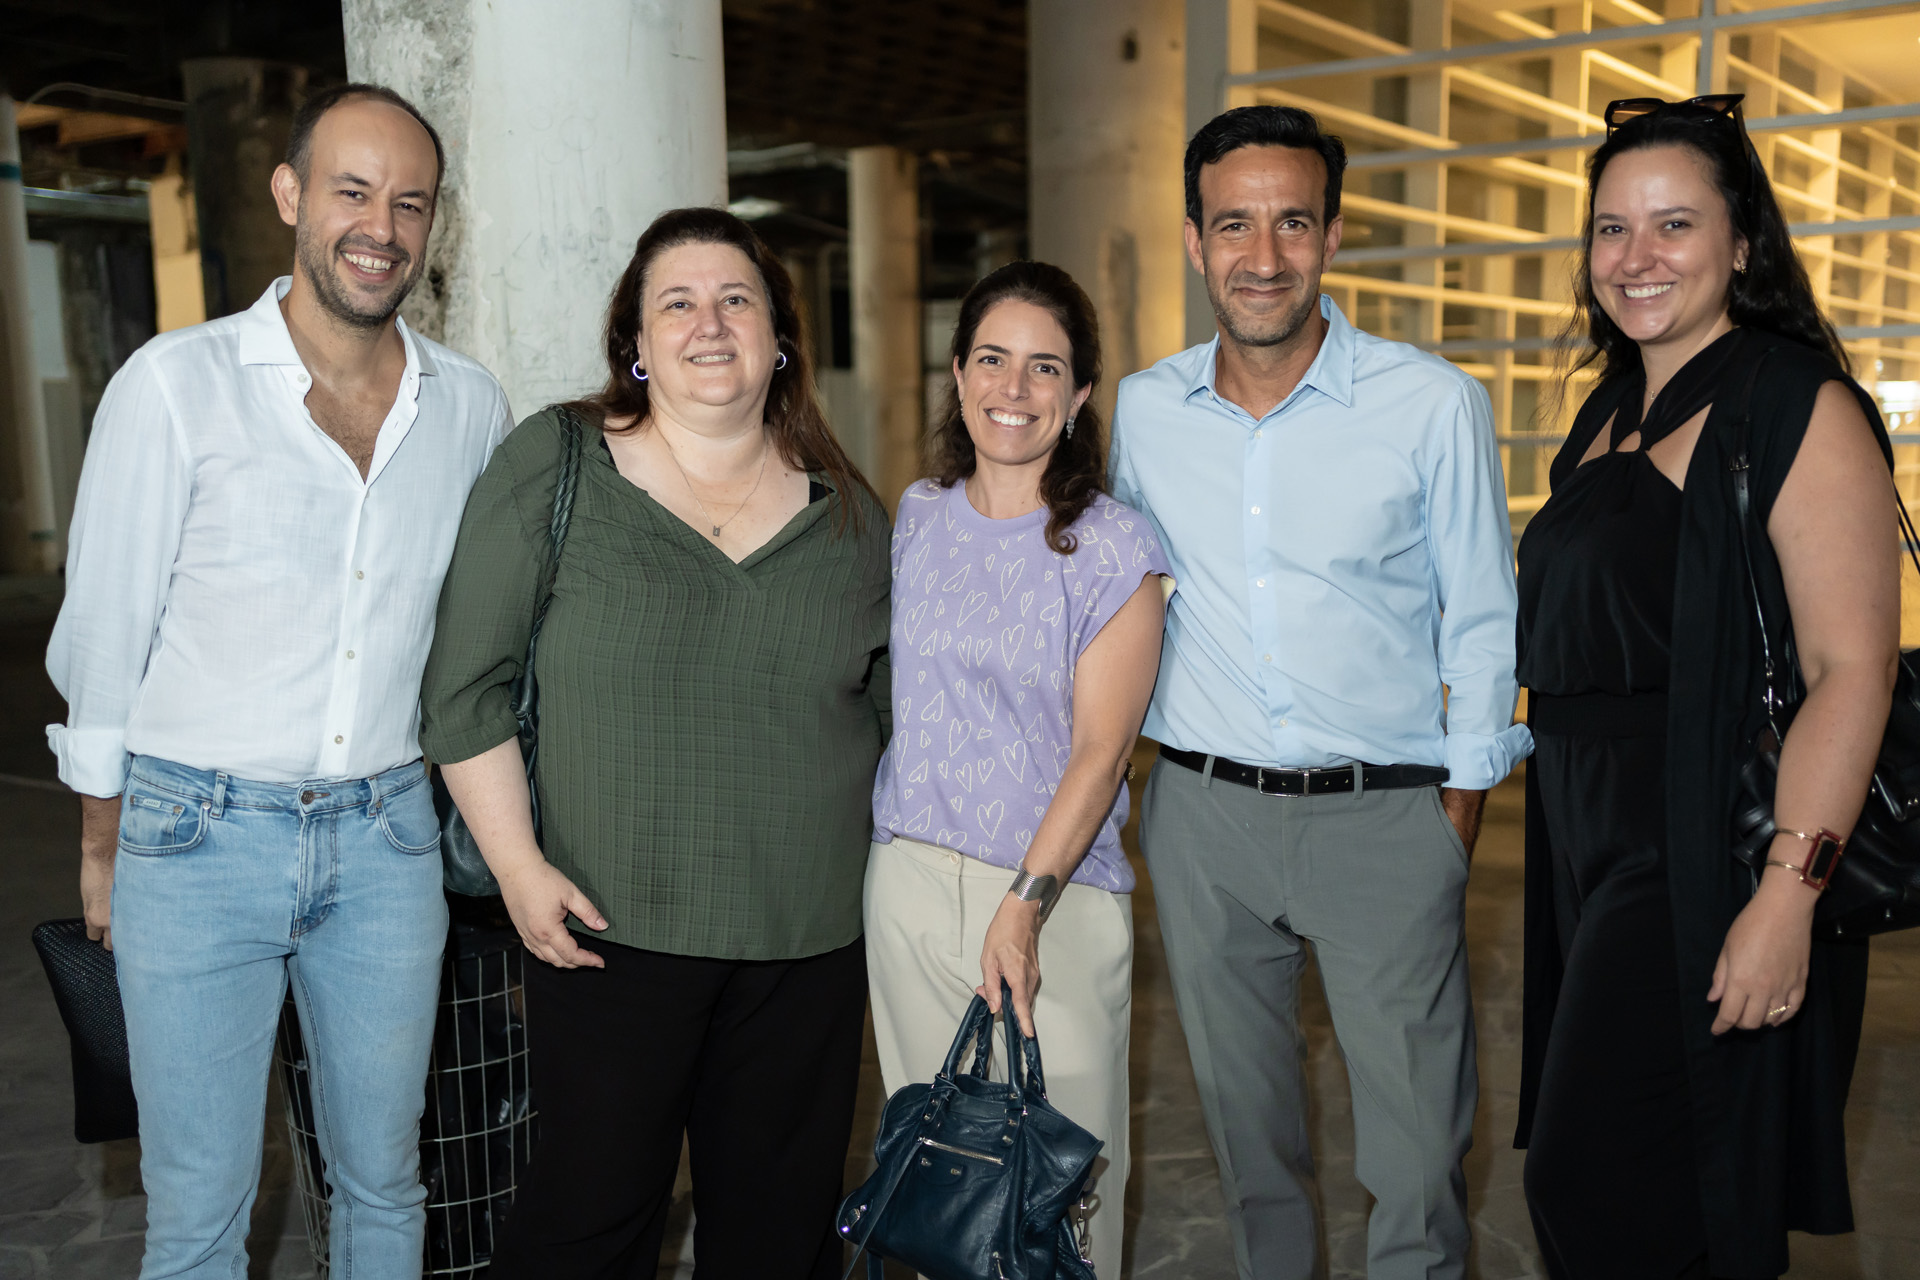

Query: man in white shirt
46 84 511 1279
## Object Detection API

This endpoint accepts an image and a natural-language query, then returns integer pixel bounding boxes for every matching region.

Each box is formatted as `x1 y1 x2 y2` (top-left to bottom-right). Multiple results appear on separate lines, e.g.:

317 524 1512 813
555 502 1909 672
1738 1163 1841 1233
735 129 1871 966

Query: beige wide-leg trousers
863 836 1134 1277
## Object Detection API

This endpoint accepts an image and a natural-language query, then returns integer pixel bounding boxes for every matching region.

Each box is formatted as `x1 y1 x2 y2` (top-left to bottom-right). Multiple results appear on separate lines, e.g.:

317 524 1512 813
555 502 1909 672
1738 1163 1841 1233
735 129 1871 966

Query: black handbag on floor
31 919 139 1143
437 408 584 896
1728 355 1920 937
836 983 1101 1280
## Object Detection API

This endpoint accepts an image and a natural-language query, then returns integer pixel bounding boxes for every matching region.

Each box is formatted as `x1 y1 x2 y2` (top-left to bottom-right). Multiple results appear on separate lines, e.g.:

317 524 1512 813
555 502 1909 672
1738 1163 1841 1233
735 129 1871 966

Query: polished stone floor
3 581 1916 1278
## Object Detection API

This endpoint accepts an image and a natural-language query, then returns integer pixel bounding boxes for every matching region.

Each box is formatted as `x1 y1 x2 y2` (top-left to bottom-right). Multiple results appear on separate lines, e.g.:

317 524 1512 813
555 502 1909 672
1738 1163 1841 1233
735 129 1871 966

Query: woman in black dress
1514 97 1899 1277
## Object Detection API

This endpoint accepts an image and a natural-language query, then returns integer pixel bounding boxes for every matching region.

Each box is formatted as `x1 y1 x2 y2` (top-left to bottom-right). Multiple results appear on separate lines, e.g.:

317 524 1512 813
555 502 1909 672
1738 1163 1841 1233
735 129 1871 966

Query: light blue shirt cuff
47 724 130 797
1442 723 1535 791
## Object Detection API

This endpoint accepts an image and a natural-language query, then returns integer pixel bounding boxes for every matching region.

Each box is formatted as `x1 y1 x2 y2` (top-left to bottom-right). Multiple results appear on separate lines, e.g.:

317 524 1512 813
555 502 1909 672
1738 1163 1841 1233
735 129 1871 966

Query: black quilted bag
836 983 1101 1280
1728 356 1920 937
31 919 138 1143
437 408 584 896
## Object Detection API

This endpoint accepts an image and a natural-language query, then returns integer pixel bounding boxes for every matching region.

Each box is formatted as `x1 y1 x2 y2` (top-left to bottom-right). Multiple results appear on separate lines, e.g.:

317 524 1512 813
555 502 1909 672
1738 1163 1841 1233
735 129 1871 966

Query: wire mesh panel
274 913 536 1278
423 920 535 1275
273 996 331 1276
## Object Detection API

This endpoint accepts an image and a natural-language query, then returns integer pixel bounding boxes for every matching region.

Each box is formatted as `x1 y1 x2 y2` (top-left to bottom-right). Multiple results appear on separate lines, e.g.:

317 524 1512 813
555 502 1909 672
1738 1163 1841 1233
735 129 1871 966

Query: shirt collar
1184 293 1356 415
235 275 438 379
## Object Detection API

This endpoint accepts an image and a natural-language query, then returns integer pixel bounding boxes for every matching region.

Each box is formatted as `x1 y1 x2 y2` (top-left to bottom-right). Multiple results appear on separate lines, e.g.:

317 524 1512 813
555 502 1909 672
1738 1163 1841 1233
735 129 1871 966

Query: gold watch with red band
1765 826 1845 891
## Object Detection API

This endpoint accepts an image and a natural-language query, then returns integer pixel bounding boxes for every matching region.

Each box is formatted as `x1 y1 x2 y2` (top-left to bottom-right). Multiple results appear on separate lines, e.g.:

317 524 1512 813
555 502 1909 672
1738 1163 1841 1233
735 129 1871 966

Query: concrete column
849 146 921 509
342 0 728 419
1030 0 1189 411
1403 0 1451 346
0 96 60 572
1184 0 1258 348
182 58 305 319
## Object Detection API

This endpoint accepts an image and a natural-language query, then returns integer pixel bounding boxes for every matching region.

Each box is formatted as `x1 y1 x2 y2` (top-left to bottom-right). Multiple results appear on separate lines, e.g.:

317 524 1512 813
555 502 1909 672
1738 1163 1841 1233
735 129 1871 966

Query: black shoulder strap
1729 347 1787 730
510 408 584 730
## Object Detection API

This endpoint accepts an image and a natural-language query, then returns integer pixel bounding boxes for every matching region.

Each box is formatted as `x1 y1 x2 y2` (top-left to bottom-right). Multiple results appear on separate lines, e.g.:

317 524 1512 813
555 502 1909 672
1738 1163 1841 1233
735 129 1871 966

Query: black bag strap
1728 348 1785 735
1732 353 1920 740
508 408 585 796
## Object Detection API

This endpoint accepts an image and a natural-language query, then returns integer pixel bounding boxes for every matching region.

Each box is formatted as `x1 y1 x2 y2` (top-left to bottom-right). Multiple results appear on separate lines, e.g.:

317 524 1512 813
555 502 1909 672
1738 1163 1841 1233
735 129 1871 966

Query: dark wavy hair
571 206 875 531
927 261 1105 555
1563 102 1848 389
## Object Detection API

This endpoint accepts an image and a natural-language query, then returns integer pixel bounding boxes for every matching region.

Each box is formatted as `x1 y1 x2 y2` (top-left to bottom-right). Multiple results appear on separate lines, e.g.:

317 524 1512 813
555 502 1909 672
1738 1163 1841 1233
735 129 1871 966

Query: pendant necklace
664 432 769 539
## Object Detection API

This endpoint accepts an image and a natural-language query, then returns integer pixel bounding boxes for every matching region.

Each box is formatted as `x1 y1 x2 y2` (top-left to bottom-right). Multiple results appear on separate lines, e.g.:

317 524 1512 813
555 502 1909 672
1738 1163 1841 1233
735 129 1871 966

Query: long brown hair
927 261 1105 554
1561 101 1847 396
570 206 876 530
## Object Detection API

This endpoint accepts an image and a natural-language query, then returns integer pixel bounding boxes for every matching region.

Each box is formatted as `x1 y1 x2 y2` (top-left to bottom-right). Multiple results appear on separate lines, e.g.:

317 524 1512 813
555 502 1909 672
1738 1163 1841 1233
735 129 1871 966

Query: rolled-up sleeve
418 425 548 765
46 351 193 796
1427 378 1533 790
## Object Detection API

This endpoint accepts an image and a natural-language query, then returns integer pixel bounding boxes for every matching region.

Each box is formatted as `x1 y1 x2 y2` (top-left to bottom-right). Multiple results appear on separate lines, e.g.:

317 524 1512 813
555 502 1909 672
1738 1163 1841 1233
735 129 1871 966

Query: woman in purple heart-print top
865 261 1170 1276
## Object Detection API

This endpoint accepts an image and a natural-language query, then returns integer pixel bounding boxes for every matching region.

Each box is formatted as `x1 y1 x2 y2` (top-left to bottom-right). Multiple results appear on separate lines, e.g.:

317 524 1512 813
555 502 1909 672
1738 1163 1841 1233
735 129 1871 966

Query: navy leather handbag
436 407 583 896
836 983 1101 1280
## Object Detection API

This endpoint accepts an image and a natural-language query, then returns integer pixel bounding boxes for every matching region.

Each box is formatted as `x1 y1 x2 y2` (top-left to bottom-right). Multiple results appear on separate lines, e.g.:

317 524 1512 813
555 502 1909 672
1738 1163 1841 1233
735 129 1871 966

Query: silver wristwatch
1008 868 1061 921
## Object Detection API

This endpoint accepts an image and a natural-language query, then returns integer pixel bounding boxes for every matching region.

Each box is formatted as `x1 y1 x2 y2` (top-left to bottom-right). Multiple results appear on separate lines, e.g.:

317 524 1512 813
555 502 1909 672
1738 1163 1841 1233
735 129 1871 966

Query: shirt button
1280 718 1289 727
334 735 344 744
1262 654 1272 663
1253 429 1264 439
1250 506 1261 515
1255 579 1265 588
346 651 355 660
297 372 310 384
355 570 365 580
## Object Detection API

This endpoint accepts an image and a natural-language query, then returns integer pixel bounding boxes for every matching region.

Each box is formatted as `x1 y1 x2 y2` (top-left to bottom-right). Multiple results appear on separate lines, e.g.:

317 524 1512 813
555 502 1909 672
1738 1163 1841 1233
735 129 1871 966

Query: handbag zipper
918 1135 1005 1166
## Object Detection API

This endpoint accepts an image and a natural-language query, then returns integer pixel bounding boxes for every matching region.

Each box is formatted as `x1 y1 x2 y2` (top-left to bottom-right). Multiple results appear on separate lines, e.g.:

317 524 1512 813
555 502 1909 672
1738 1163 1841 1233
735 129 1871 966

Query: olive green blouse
420 407 891 960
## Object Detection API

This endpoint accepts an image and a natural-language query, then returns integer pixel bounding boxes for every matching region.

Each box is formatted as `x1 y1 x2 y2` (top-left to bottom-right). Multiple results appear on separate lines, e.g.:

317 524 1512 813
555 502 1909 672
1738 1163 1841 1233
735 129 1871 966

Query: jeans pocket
374 780 443 856
119 789 208 856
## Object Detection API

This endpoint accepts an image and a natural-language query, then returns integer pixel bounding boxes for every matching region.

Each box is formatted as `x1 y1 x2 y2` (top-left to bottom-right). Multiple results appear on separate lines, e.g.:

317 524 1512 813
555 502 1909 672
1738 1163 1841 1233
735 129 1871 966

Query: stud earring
774 351 788 371
631 361 647 381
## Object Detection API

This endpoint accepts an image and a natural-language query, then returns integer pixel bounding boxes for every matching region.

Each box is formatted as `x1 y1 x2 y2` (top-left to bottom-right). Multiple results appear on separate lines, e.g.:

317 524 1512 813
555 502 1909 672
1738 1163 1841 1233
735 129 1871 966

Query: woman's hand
497 857 608 970
979 894 1043 1036
1708 864 1816 1034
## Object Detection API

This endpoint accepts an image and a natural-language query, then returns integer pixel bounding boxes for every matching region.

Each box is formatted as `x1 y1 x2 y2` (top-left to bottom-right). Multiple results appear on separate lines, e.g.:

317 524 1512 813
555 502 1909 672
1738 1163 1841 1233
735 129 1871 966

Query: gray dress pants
1140 757 1477 1280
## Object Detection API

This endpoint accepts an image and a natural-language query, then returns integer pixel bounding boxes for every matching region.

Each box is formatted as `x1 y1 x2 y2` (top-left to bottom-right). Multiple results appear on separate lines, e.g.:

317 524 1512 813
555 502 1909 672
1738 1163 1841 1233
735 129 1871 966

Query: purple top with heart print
871 479 1171 892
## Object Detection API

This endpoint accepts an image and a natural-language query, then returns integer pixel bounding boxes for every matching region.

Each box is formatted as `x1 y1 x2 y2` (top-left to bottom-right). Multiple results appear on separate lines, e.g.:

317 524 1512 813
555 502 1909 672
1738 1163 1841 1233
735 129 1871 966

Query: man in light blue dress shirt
1110 106 1531 1280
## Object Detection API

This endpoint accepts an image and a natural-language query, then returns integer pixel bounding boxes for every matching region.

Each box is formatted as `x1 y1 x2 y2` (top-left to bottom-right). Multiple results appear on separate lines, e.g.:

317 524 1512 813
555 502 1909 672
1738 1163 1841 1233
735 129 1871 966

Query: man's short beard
1206 267 1319 350
295 221 419 331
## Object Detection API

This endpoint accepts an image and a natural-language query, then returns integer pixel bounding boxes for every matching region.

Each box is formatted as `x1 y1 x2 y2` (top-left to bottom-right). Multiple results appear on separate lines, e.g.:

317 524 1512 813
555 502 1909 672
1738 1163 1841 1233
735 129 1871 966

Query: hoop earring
1064 417 1076 439
774 351 789 371
631 361 647 382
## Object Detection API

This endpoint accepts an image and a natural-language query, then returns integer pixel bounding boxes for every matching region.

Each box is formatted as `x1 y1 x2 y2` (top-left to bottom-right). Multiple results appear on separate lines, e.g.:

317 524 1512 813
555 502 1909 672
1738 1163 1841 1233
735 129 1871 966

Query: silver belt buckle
1256 768 1304 797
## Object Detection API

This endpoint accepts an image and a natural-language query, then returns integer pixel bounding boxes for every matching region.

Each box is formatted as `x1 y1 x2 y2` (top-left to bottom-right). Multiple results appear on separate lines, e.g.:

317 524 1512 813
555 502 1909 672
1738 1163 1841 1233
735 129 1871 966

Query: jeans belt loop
1201 754 1218 789
209 771 229 818
1351 761 1365 800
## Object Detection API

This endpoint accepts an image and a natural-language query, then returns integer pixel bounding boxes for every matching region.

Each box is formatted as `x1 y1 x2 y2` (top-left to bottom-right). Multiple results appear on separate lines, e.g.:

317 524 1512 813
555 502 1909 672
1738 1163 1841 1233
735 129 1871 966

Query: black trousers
488 936 868 1280
1524 730 1710 1280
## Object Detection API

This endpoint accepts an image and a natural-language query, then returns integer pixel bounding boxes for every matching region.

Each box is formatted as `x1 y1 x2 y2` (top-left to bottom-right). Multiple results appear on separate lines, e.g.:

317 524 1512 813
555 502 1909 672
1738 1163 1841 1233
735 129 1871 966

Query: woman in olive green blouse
420 207 889 1280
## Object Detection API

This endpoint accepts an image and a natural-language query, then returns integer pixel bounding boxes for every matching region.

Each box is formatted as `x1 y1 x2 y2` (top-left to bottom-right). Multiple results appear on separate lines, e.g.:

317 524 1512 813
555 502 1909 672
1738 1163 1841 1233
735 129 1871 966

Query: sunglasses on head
1603 93 1745 136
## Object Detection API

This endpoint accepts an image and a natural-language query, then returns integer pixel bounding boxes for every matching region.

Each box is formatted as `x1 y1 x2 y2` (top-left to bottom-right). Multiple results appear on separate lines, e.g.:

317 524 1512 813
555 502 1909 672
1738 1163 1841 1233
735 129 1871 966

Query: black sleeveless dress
1513 331 1738 1278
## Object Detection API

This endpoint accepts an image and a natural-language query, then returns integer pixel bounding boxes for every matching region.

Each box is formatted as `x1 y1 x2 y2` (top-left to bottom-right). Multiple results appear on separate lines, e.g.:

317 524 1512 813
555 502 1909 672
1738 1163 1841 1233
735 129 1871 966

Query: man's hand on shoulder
1440 786 1485 862
79 794 123 950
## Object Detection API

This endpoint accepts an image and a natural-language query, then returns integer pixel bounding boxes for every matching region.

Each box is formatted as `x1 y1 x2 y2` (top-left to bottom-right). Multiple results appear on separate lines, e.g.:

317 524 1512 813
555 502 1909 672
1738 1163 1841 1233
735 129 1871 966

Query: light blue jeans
111 754 448 1280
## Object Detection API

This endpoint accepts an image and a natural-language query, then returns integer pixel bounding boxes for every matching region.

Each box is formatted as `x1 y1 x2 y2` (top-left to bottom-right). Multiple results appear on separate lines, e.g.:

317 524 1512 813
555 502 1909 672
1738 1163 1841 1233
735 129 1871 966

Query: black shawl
1516 329 1884 1277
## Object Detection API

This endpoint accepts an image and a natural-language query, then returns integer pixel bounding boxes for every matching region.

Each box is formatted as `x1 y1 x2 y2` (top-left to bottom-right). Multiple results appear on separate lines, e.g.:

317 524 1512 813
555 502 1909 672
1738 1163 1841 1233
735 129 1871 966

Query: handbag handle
935 982 1049 1098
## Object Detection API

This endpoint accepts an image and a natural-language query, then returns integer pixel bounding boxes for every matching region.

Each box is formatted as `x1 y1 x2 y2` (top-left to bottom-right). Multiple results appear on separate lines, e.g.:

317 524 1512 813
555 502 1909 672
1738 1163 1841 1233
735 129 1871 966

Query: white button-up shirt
47 278 512 795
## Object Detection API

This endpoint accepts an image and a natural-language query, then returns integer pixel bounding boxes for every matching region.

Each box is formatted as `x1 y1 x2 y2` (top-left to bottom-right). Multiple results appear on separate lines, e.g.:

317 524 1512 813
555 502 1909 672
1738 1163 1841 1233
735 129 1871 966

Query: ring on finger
1767 1002 1792 1022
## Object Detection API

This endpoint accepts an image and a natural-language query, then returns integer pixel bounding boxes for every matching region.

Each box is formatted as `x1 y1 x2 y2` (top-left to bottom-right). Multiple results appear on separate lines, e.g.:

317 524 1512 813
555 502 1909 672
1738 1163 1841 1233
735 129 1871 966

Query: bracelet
1765 826 1846 891
1008 868 1061 921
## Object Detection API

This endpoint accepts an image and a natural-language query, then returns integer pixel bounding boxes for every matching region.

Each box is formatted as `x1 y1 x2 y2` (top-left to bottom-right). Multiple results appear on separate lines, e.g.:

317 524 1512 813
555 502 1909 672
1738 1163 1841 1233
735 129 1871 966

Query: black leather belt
1158 746 1449 797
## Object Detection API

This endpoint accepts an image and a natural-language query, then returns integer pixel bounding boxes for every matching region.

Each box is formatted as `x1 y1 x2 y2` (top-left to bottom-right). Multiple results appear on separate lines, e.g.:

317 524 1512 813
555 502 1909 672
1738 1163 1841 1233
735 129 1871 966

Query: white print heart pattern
871 480 1172 896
